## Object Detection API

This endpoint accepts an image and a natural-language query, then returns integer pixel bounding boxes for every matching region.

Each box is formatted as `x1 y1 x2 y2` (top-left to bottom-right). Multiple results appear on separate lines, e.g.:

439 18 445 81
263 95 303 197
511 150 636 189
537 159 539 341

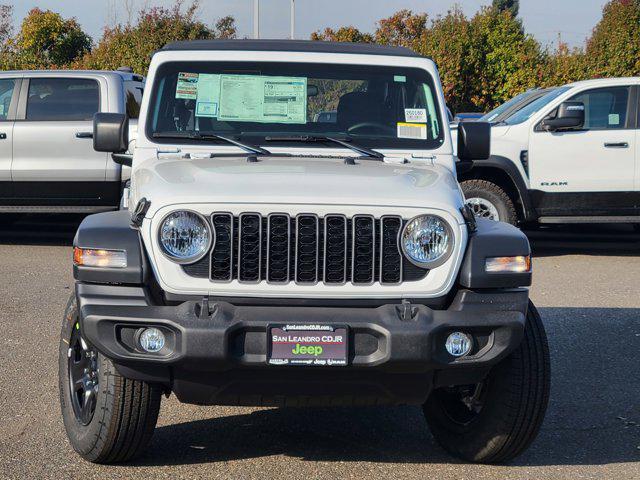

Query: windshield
480 90 534 122
147 61 444 150
503 87 571 125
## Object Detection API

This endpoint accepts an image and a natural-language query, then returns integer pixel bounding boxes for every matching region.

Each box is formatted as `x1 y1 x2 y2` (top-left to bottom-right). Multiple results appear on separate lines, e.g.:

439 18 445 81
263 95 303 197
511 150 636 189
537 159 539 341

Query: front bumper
77 284 528 406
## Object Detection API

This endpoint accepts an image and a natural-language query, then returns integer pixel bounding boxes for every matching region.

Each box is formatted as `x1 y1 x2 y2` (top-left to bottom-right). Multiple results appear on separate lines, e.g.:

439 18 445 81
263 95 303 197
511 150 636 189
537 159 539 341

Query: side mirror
93 113 128 153
457 121 490 161
540 101 584 132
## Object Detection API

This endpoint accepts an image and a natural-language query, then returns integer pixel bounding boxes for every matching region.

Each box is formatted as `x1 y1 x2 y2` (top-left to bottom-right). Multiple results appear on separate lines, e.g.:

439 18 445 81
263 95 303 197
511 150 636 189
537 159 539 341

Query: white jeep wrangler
59 40 549 464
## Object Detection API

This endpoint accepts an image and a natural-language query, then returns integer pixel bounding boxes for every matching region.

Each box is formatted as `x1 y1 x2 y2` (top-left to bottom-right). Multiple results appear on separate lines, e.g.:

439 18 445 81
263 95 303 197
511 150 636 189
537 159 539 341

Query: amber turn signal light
485 255 531 273
73 247 127 268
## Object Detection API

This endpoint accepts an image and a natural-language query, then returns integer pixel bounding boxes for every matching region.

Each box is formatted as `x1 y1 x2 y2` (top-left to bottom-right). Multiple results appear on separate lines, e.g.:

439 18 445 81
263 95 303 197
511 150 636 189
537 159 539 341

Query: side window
569 86 630 130
0 78 16 121
26 78 100 121
125 81 143 119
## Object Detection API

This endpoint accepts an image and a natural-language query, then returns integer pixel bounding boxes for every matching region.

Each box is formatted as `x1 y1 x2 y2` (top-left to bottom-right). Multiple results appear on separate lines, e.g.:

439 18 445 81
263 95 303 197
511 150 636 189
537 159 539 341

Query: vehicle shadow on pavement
527 224 640 258
134 305 640 468
0 213 84 246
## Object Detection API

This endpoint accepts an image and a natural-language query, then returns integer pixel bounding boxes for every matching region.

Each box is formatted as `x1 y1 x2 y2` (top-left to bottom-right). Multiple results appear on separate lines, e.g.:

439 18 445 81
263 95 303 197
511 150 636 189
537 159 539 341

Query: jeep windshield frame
145 61 445 150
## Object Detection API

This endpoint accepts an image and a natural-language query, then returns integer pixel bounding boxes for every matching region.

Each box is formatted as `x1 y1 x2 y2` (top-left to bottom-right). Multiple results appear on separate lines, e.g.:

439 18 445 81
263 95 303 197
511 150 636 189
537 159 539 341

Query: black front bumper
77 284 528 406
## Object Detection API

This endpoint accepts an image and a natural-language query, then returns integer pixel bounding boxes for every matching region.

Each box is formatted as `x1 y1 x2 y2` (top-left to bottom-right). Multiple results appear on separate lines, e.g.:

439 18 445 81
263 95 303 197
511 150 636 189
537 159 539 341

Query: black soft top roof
161 39 421 58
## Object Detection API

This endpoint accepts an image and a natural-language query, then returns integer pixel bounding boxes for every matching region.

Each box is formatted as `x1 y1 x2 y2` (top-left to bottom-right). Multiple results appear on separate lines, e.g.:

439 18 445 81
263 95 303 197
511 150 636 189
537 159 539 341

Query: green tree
0 4 12 45
374 9 428 51
419 8 475 112
81 1 235 75
585 0 640 77
9 8 91 68
492 0 519 17
540 42 588 87
311 26 373 43
466 7 543 110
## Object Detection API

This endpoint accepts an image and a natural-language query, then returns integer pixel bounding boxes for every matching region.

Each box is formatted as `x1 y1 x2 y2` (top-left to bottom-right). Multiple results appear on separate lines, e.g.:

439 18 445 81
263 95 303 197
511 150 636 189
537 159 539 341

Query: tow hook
397 299 417 321
196 296 217 319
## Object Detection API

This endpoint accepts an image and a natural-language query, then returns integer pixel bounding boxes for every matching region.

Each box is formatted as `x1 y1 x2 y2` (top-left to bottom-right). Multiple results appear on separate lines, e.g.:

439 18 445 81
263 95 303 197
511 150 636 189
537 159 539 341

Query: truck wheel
461 180 517 225
423 301 550 463
58 295 162 463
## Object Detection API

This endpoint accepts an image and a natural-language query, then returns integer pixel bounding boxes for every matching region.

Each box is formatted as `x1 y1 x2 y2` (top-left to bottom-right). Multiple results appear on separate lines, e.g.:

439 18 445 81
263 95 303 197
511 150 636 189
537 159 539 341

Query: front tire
461 179 518 225
59 295 162 463
424 301 550 463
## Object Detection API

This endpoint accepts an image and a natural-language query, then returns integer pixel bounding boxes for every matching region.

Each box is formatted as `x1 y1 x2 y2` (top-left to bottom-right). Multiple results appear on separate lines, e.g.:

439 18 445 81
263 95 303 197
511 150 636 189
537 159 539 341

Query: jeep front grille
182 213 428 285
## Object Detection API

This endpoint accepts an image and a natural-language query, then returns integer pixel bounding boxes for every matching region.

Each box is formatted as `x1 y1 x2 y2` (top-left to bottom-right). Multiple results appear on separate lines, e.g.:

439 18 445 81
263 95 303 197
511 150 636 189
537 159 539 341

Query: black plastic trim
466 155 537 222
76 286 528 406
458 218 531 289
161 39 421 58
73 211 146 284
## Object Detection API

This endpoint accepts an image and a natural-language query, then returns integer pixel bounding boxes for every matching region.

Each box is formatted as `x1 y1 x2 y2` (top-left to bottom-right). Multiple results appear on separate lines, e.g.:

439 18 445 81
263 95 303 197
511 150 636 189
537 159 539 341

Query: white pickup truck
0 69 143 214
457 77 640 226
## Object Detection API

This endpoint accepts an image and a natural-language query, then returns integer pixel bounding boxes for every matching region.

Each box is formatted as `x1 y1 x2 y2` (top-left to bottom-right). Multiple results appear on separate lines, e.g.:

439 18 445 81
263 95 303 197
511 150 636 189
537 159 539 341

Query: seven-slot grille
182 213 429 285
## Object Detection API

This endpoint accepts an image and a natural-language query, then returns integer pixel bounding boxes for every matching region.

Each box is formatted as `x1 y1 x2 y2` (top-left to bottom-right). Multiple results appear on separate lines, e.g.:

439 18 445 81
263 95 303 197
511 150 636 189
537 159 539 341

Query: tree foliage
585 0 640 77
310 26 373 43
6 8 91 68
492 0 519 17
0 4 12 45
0 0 637 114
80 1 234 74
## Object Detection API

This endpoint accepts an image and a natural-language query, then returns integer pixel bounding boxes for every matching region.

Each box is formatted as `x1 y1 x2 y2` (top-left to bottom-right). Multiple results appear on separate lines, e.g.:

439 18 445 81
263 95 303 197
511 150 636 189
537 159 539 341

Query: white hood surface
132 155 464 218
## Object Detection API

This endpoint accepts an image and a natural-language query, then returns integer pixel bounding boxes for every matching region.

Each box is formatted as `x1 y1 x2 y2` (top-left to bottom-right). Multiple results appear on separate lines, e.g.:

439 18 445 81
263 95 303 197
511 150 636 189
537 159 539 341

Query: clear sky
5 0 608 49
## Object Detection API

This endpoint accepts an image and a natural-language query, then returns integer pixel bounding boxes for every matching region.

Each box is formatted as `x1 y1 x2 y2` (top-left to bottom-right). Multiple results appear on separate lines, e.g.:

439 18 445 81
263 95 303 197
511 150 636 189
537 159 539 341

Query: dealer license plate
267 324 348 366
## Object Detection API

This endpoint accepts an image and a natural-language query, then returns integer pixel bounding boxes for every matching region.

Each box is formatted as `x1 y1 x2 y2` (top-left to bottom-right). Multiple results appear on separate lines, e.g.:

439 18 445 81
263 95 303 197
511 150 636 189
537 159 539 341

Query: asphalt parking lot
0 214 638 480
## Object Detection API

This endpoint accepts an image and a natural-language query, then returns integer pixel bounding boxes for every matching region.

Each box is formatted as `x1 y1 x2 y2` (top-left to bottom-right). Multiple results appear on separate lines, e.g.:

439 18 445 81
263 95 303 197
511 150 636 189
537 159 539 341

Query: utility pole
290 0 295 39
253 0 260 39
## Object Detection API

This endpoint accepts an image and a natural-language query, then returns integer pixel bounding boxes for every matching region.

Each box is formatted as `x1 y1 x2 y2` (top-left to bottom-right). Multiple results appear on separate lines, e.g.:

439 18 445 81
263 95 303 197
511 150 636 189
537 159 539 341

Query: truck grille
182 213 428 285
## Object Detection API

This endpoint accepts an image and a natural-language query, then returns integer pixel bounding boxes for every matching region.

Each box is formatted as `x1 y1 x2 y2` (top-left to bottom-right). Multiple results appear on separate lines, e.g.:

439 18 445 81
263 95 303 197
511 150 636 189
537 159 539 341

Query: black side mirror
457 121 490 161
93 113 129 153
540 101 584 132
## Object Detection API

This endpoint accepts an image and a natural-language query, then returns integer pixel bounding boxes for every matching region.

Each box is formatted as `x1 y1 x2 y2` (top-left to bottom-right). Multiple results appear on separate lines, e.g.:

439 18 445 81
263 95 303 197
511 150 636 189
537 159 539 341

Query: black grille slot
184 212 430 284
380 216 402 284
210 213 233 281
238 213 262 282
295 214 319 283
323 215 347 284
267 214 290 283
352 215 375 284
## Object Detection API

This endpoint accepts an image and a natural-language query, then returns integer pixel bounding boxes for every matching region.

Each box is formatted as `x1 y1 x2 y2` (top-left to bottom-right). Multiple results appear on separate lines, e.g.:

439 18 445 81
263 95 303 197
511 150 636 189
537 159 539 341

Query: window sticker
397 122 427 140
175 72 198 100
195 74 220 117
404 108 428 123
608 113 620 126
218 75 307 124
394 75 406 83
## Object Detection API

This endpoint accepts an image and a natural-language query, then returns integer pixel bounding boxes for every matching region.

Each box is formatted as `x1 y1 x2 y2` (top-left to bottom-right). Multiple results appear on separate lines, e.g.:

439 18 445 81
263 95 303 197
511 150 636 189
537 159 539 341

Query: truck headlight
401 215 453 268
158 210 212 264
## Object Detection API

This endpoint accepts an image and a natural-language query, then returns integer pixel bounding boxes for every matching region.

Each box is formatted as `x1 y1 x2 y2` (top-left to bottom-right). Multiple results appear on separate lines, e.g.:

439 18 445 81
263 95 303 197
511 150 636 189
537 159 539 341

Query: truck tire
59 294 162 463
423 301 550 464
461 179 517 225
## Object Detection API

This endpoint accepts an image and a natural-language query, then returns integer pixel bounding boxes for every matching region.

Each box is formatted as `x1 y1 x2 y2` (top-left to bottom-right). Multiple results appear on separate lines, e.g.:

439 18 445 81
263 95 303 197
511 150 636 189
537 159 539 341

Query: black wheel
461 179 518 226
424 301 550 464
59 294 162 463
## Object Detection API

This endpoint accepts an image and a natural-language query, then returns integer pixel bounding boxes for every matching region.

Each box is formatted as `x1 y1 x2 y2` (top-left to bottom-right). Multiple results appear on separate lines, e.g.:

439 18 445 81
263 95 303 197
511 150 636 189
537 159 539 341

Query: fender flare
73 210 148 284
462 155 537 222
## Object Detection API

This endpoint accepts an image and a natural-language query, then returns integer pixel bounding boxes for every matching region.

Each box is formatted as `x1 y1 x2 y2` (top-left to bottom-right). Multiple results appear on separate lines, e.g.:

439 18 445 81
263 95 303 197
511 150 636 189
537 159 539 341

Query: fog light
139 328 165 353
445 332 472 357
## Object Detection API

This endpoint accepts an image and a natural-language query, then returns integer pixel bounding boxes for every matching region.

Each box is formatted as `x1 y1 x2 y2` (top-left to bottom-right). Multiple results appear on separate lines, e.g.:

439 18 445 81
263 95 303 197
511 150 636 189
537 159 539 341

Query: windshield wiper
264 135 384 160
152 131 271 156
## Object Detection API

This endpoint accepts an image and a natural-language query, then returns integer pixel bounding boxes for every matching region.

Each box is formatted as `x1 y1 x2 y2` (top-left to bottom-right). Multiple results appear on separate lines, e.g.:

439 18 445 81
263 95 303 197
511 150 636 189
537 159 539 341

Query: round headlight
401 215 453 268
158 211 212 263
